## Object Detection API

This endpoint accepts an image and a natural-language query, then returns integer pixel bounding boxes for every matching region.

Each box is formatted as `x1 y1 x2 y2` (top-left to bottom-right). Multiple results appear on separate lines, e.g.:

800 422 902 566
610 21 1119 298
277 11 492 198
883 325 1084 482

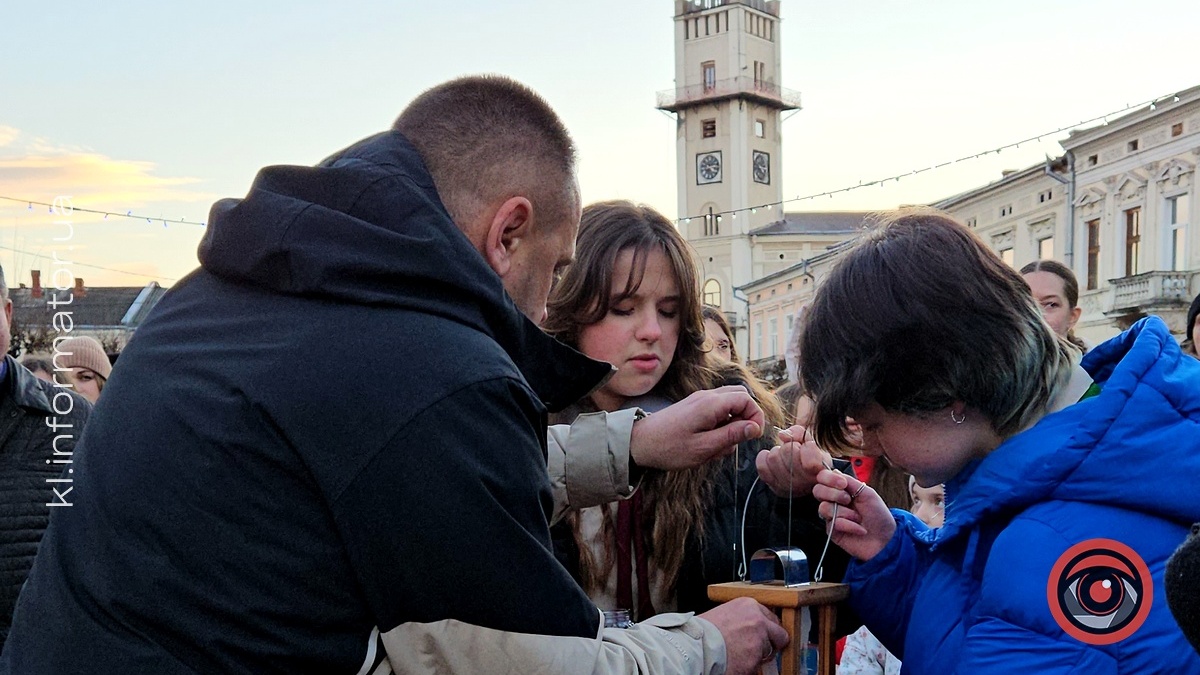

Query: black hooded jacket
3 131 612 674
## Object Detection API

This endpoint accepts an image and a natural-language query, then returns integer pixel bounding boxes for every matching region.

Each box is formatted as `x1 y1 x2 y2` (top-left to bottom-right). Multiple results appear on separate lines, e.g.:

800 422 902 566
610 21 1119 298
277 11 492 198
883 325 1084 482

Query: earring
950 409 966 425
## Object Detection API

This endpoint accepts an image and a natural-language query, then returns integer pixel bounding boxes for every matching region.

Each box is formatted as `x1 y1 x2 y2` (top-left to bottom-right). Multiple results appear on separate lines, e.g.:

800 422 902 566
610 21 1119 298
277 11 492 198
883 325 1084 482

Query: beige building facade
738 86 1200 372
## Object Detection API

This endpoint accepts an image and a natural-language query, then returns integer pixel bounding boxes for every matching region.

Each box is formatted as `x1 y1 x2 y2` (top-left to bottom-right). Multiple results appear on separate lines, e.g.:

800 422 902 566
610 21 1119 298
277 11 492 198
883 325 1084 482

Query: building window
768 318 778 357
1127 139 1139 152
754 321 763 360
704 213 721 237
702 61 716 92
1000 247 1015 267
705 15 710 35
702 119 716 138
1039 189 1053 203
1087 154 1098 167
786 314 793 332
755 119 765 138
1038 236 1054 260
1166 194 1190 272
768 19 774 41
1000 204 1013 217
1086 219 1100 290
703 279 722 306
1125 207 1142 276
754 61 766 88
1173 122 1184 137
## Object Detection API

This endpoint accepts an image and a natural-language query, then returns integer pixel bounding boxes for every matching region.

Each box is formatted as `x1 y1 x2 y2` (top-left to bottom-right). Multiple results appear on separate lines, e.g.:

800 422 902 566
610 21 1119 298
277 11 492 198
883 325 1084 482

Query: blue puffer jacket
845 317 1200 674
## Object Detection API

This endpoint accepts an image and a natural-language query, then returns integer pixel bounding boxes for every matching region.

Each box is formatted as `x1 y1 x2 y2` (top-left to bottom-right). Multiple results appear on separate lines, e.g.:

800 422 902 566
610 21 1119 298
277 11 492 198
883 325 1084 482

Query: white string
737 476 761 580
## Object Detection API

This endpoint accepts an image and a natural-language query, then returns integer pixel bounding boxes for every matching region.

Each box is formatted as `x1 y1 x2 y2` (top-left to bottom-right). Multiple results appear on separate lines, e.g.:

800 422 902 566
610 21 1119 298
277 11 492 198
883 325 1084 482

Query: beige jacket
547 408 641 525
375 610 725 675
366 409 728 675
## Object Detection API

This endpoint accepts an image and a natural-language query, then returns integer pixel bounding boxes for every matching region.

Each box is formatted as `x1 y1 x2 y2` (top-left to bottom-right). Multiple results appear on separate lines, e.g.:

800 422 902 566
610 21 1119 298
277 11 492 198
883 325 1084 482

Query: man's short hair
394 75 578 232
0 264 8 301
800 207 1074 453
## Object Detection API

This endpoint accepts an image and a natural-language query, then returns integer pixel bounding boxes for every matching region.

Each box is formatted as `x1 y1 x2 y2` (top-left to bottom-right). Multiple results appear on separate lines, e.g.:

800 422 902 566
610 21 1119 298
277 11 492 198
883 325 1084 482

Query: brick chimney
31 270 42 299
74 277 86 298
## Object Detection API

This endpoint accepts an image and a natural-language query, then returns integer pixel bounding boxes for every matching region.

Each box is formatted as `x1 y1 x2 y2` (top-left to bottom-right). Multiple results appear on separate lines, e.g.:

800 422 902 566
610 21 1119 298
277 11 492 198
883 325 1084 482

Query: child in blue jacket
774 207 1200 674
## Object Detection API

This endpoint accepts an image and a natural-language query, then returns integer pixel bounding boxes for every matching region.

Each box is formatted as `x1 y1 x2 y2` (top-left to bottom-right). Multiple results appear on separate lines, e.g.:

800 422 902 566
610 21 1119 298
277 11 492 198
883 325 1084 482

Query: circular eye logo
1047 538 1152 645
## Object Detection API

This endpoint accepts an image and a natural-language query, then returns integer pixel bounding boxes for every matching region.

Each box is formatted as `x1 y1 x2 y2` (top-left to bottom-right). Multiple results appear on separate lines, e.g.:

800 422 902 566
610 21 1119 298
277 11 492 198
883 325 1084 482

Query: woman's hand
812 470 896 562
755 425 830 498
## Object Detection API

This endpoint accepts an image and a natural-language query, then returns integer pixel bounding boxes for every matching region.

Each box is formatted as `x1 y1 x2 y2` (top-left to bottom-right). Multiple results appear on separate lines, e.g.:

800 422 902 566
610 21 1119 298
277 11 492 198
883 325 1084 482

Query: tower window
755 119 765 138
1172 123 1184 137
1087 154 1098 166
702 119 717 138
1127 139 1139 152
703 279 722 307
702 61 716 92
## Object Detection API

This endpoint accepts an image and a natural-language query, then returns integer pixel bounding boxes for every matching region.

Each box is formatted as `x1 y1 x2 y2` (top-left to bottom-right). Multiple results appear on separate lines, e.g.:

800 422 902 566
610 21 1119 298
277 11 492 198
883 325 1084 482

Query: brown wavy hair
546 200 760 598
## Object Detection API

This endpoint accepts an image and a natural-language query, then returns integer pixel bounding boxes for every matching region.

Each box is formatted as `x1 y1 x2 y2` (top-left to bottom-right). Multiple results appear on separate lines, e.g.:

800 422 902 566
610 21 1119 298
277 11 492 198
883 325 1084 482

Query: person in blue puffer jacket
761 207 1200 674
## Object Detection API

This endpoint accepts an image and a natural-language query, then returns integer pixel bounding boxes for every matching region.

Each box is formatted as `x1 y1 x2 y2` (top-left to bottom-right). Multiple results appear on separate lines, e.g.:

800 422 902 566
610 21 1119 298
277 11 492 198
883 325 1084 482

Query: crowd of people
0 75 1197 674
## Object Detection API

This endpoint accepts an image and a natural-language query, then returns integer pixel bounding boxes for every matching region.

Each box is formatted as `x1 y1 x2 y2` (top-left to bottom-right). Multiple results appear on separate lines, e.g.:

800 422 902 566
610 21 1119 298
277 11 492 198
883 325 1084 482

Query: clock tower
657 0 799 348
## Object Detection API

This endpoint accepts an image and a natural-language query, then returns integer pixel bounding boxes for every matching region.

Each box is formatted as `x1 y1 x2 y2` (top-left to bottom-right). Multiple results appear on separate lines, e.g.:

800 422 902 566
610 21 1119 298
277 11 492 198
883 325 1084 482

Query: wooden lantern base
708 581 848 675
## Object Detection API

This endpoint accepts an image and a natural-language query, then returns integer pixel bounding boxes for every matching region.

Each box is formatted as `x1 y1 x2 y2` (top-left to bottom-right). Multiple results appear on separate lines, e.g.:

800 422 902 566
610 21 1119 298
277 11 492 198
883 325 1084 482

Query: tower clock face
697 151 722 185
753 151 770 185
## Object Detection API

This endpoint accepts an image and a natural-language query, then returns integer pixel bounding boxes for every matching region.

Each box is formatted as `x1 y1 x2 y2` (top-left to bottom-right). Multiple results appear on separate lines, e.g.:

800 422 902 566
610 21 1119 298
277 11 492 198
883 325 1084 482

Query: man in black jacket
3 77 783 675
0 265 90 649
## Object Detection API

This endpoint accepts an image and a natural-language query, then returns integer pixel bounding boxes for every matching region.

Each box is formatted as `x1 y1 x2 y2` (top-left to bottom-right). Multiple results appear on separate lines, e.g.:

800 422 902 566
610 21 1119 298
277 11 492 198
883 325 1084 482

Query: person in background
0 265 90 651
1183 292 1200 358
53 336 112 403
18 354 55 384
702 305 737 363
1167 523 1200 654
1020 259 1087 353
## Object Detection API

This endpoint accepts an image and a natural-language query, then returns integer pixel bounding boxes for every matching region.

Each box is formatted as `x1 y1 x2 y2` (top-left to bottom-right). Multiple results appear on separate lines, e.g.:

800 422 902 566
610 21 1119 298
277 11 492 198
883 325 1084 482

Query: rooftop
749 210 871 236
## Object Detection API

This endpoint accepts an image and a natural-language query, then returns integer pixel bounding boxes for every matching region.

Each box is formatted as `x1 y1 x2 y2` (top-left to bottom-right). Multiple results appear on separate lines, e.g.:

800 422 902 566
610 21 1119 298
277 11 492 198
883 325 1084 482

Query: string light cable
0 195 205 228
675 89 1188 225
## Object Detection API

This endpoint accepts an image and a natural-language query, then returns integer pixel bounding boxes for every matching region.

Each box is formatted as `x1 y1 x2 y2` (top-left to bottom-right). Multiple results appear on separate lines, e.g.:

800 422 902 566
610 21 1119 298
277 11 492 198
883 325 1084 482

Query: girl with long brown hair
546 200 844 620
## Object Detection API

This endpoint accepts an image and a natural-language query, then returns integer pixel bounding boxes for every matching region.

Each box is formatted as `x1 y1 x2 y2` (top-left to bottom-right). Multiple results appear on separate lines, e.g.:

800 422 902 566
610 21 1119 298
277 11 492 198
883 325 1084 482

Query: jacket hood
197 130 609 411
942 316 1200 541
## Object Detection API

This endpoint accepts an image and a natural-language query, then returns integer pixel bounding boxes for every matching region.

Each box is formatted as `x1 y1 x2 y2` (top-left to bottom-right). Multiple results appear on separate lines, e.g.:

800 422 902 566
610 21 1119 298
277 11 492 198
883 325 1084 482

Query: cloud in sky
0 126 214 217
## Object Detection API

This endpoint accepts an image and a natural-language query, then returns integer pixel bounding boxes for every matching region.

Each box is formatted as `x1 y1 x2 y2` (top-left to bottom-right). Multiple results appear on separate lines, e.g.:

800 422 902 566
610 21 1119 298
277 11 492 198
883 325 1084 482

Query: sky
2 0 1198 288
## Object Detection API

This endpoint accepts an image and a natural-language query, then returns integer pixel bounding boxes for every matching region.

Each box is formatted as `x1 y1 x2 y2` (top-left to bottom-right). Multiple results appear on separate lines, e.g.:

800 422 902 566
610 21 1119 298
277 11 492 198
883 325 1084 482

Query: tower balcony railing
656 76 801 112
676 0 780 17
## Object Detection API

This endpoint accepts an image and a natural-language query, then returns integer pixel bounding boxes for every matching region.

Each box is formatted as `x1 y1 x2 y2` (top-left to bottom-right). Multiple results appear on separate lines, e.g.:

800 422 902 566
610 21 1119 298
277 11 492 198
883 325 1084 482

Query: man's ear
482 196 533 279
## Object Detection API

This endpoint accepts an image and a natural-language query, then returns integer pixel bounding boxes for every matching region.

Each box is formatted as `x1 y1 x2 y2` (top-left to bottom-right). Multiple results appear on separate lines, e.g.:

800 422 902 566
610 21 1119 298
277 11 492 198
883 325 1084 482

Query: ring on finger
851 483 868 500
